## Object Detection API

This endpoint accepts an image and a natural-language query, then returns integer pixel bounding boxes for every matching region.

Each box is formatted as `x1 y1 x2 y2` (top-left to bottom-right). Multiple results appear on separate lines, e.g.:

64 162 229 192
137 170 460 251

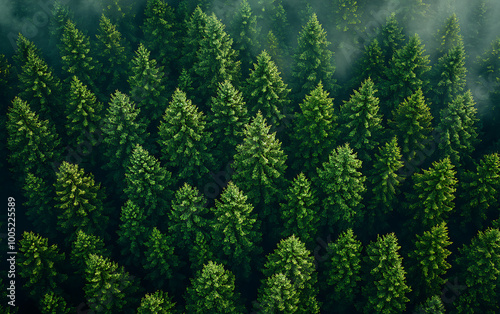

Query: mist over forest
1 0 500 313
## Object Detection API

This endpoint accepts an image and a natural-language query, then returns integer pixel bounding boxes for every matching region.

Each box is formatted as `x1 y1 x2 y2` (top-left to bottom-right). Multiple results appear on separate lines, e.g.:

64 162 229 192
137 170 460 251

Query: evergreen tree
407 222 452 300
264 30 285 72
208 80 249 168
455 228 500 313
360 233 410 313
279 173 319 247
437 91 480 166
434 13 463 58
18 232 67 300
230 0 259 77
414 295 445 314
243 50 290 130
340 78 383 162
102 91 147 193
39 292 70 314
49 1 73 47
60 19 101 92
328 0 361 33
13 34 41 69
6 97 61 184
289 82 337 176
405 158 457 232
116 199 149 267
262 235 320 313
324 229 363 313
137 290 176 314
377 13 405 65
350 39 385 90
210 181 262 279
71 230 109 275
389 89 433 161
124 144 172 225
157 89 213 187
84 254 140 314
54 161 109 245
232 111 287 221
291 13 336 102
382 35 431 118
143 227 180 290
459 153 500 228
184 261 244 313
256 273 300 313
181 6 209 72
317 143 366 233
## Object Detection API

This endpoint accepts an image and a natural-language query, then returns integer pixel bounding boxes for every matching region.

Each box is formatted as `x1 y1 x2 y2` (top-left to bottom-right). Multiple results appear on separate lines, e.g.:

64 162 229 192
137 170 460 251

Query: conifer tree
210 181 262 279
157 89 213 187
256 273 300 313
414 296 445 314
54 161 109 245
243 50 290 130
6 97 61 184
279 173 319 247
407 222 452 300
49 1 73 47
84 254 140 313
18 232 67 300
434 13 463 58
71 230 109 275
116 199 149 267
317 143 366 233
324 229 363 313
389 89 433 161
143 227 179 290
455 228 500 312
437 91 479 166
124 144 172 224
340 78 383 162
360 233 410 313
262 235 320 313
102 91 147 193
377 13 405 65
328 0 361 33
137 291 176 314
350 39 385 90
291 13 336 102
231 0 259 77
405 158 457 232
181 6 209 72
232 111 287 220
208 80 249 168
13 34 41 69
264 31 285 72
290 82 337 176
185 261 244 313
40 292 70 314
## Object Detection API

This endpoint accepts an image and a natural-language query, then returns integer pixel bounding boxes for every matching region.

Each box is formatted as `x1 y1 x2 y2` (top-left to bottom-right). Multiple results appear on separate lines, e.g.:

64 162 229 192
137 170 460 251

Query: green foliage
328 0 361 32
350 39 385 89
232 111 287 219
137 290 176 314
377 13 405 65
455 228 500 313
262 235 320 313
18 232 67 300
290 82 337 176
71 230 109 275
360 233 410 313
231 0 259 76
211 181 262 278
317 143 366 232
143 227 179 290
414 295 445 314
279 173 319 247
49 1 73 45
181 6 209 72
54 161 109 244
208 80 248 167
13 34 41 69
84 254 140 314
434 13 463 57
324 229 362 312
117 199 149 267
243 50 290 130
407 222 452 299
6 97 61 183
405 158 457 232
40 292 69 314
264 31 285 71
157 89 213 187
292 14 336 102
256 273 300 313
185 261 244 314
389 89 433 161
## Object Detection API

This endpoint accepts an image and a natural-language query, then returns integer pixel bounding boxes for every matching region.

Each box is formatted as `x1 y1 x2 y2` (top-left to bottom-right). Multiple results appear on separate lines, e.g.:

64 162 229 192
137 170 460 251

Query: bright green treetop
137 290 176 314
71 230 109 275
143 227 179 290
40 292 70 314
256 273 300 314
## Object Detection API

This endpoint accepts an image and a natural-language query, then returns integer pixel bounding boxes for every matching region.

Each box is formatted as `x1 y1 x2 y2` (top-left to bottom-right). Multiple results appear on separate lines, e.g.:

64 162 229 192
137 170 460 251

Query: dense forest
1 0 500 313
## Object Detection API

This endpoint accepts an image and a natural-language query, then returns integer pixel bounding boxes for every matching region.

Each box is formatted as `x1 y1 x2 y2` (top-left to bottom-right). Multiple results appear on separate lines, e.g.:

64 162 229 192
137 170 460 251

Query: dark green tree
264 30 285 72
256 273 300 313
349 39 385 90
405 158 457 232
230 0 259 77
181 6 209 72
433 13 463 58
317 143 366 233
184 261 244 313
137 290 176 314
398 0 429 24
262 235 320 313
455 228 500 313
157 89 213 187
244 50 290 130
360 233 411 313
289 82 337 176
116 199 149 267
377 13 405 65
18 232 67 300
71 230 109 275
13 34 41 69
324 229 363 313
39 292 70 314
49 1 73 47
414 295 445 314
328 0 361 33
54 161 109 245
291 13 336 102
279 173 319 247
